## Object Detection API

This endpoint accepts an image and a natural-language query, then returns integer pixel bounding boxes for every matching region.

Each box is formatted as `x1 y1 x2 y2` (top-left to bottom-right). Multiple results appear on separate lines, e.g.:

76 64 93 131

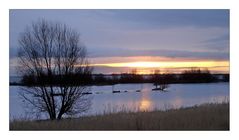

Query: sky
9 9 229 75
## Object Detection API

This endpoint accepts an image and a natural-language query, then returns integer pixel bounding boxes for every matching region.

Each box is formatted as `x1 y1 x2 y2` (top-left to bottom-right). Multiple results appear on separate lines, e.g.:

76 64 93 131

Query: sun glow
90 60 229 74
91 61 229 69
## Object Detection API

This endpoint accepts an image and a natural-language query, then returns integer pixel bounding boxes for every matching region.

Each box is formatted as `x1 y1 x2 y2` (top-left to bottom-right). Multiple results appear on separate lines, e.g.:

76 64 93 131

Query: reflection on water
90 83 229 114
139 85 152 111
139 99 151 111
10 83 229 119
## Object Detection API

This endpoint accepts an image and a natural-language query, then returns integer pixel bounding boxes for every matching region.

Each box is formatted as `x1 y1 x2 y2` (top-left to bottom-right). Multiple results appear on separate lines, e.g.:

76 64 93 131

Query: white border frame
1 0 238 140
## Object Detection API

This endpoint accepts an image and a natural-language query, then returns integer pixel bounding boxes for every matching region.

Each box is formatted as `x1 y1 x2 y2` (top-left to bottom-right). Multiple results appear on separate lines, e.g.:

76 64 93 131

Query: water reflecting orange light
139 99 152 111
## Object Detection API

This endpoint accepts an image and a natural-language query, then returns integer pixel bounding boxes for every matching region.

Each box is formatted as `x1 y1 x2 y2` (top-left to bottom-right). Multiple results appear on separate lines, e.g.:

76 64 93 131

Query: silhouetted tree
21 74 36 86
18 19 92 120
119 69 143 83
94 74 108 84
222 74 229 82
152 70 169 91
180 68 215 83
130 69 143 83
111 73 120 84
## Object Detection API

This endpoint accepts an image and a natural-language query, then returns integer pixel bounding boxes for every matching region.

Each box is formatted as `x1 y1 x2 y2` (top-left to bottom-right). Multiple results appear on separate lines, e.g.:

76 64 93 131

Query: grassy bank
10 103 229 130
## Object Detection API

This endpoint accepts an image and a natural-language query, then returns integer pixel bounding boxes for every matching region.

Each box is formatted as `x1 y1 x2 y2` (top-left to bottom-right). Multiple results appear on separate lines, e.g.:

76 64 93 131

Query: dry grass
10 103 229 130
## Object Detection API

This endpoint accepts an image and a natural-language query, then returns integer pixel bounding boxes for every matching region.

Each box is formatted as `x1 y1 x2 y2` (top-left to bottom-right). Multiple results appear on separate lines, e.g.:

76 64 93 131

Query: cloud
204 34 229 43
9 10 229 75
199 33 229 52
86 26 229 60
104 9 229 28
88 49 229 60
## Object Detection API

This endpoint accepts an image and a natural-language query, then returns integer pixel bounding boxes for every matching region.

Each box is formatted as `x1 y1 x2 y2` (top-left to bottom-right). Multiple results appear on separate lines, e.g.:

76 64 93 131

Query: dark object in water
136 90 141 92
152 88 166 91
112 85 120 93
113 90 120 93
124 90 128 92
82 92 92 95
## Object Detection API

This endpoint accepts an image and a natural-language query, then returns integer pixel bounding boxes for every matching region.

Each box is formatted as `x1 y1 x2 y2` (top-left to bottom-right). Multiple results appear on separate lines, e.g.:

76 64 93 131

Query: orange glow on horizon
90 60 229 74
91 61 228 68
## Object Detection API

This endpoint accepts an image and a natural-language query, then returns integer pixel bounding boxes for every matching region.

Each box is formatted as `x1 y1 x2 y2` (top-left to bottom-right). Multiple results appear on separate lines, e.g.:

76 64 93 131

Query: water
9 83 229 119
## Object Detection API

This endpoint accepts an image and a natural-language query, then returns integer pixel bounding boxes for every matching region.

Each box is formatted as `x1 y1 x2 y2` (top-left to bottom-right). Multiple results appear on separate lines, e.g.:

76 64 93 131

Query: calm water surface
9 83 229 119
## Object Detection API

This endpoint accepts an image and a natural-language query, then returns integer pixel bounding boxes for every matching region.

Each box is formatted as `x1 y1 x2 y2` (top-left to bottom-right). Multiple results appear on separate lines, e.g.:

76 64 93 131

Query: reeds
10 102 229 130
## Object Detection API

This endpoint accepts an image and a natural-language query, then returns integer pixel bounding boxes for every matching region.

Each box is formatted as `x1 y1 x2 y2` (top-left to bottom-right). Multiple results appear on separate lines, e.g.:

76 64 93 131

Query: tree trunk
57 115 62 120
49 112 56 120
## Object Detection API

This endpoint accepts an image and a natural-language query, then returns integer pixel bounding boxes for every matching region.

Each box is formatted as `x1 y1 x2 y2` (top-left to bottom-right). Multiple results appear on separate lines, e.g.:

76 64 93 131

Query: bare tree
17 19 92 120
152 70 169 91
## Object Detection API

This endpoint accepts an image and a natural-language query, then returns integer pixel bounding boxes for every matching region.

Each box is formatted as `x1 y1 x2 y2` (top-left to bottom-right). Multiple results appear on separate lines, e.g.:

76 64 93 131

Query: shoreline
10 102 229 130
9 81 229 87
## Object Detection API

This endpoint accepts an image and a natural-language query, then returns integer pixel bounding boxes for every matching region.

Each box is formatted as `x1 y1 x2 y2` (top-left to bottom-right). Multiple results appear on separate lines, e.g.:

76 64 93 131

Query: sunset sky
9 9 229 75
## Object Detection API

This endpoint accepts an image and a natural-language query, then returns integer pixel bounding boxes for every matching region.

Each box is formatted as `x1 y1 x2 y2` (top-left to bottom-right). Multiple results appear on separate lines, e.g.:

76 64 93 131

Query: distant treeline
92 69 229 85
10 68 229 86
